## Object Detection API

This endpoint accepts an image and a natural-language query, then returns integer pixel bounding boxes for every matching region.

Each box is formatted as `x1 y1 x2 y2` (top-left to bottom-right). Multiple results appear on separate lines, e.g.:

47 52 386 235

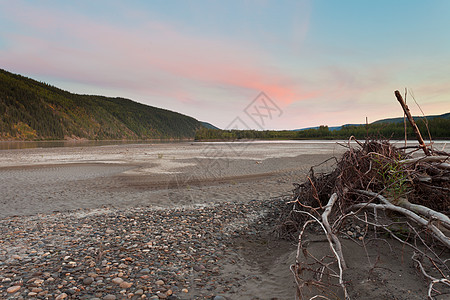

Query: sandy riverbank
1 141 444 299
0 142 344 218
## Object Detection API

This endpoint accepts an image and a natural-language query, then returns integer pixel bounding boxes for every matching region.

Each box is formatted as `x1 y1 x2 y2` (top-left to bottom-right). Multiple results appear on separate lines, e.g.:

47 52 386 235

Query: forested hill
0 69 203 140
195 113 450 140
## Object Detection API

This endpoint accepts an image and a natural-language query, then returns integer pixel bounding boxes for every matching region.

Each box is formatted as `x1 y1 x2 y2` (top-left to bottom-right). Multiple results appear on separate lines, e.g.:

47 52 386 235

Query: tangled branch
278 137 449 299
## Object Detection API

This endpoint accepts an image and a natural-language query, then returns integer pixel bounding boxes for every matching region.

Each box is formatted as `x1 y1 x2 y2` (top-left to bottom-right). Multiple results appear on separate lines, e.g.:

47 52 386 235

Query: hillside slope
372 112 450 124
293 113 450 131
0 69 202 140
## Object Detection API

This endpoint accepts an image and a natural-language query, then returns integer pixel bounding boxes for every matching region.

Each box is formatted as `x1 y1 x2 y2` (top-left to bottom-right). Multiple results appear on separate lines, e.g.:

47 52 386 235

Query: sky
0 0 449 130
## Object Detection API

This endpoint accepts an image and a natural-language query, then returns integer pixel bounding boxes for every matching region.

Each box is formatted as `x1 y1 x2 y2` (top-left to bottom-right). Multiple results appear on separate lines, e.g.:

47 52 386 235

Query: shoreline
0 142 440 299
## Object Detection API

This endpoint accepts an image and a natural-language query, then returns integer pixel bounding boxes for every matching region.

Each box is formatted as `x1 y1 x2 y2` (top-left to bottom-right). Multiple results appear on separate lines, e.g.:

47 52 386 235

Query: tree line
195 117 450 141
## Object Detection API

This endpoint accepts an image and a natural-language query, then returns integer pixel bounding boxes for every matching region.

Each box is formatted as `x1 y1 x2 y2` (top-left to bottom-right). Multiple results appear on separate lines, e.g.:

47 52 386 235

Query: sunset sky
0 0 449 130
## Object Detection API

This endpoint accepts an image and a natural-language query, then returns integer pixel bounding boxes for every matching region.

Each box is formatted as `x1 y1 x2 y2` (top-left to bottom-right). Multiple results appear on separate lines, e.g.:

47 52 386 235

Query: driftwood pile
279 91 450 299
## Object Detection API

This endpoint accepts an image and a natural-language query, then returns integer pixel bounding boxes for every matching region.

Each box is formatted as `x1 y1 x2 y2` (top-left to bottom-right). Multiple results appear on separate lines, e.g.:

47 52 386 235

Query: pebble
55 292 68 299
135 289 144 295
119 281 132 289
7 285 21 293
155 280 165 286
112 278 124 285
0 199 281 299
83 276 94 285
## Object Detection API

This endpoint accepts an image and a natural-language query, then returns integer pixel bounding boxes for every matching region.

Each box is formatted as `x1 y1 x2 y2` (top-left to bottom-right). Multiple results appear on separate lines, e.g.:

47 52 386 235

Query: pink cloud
0 0 316 111
4 1 445 130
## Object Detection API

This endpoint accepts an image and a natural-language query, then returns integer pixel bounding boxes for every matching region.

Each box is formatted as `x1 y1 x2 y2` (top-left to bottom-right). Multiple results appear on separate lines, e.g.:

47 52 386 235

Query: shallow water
2 138 446 151
0 140 179 150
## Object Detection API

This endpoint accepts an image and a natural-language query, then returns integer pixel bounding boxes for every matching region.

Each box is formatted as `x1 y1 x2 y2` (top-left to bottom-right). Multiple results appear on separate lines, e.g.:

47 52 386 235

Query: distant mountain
200 121 220 130
372 112 450 124
0 69 207 140
293 113 450 131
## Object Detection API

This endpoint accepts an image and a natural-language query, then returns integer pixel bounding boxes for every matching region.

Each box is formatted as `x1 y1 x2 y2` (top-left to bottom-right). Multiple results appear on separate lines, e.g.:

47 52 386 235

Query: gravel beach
0 197 291 299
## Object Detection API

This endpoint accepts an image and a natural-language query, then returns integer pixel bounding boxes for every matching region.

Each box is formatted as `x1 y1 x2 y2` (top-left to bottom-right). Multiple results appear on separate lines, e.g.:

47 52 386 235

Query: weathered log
354 190 450 249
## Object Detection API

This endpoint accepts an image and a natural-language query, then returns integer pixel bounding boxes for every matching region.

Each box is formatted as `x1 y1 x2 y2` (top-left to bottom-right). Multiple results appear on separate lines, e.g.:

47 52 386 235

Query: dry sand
0 141 446 299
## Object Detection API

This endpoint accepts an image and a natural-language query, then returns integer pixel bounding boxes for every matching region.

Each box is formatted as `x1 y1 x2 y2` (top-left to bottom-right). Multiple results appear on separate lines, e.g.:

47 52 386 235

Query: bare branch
394 90 430 155
322 193 347 269
350 202 450 249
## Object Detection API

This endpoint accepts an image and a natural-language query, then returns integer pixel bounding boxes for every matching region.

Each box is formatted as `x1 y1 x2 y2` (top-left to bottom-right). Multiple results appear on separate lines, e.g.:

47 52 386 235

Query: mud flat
0 141 344 218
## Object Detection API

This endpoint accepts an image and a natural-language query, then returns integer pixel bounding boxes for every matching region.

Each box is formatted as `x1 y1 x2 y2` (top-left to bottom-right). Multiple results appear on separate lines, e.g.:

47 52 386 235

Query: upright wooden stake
394 90 430 156
404 89 407 148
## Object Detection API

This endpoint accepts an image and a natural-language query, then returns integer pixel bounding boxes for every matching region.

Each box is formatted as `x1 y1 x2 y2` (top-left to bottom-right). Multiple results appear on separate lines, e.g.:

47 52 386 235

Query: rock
139 268 150 274
33 279 44 286
118 263 127 269
193 265 204 272
155 280 165 286
7 285 21 293
55 292 68 300
103 295 116 300
135 289 144 295
68 261 77 267
83 277 94 285
66 288 77 295
213 296 226 300
112 277 124 285
119 281 132 289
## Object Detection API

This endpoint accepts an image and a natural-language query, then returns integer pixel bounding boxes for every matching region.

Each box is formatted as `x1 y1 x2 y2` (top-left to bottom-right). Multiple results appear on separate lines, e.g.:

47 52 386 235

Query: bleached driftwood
399 156 449 165
352 190 450 249
291 193 349 300
412 253 450 299
321 193 347 270
355 189 450 230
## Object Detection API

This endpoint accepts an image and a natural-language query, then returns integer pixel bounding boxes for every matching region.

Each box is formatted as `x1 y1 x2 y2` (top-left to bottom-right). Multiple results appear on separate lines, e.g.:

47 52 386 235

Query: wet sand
0 141 344 218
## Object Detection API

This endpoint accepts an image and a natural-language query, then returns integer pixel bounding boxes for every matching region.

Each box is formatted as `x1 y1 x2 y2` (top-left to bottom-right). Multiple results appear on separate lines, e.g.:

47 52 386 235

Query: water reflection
0 140 177 150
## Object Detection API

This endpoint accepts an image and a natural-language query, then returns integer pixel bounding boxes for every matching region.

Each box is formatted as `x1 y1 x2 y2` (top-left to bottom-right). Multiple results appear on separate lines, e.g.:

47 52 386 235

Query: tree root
280 137 450 299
